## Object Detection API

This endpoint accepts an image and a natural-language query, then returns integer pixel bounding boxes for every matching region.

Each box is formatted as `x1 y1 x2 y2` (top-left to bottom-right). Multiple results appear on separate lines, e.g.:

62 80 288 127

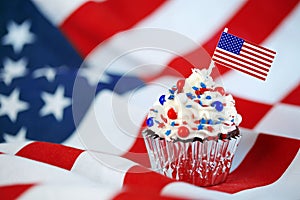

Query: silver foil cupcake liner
143 132 241 186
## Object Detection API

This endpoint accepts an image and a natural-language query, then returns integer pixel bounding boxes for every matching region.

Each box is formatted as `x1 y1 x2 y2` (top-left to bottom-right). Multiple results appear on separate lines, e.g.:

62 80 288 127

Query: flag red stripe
0 184 35 200
15 142 84 170
213 55 268 78
243 43 275 59
212 59 266 81
207 134 300 193
215 49 270 72
245 40 277 54
241 48 274 63
238 49 273 67
60 0 166 57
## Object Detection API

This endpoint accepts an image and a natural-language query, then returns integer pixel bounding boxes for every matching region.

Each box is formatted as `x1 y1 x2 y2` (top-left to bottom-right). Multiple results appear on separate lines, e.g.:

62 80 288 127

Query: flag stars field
0 88 29 122
40 85 71 121
0 58 28 85
1 20 36 54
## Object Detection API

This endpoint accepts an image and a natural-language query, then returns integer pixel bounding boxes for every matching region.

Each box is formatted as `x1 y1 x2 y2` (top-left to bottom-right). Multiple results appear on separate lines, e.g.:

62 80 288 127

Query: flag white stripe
215 48 271 70
240 51 273 65
213 51 269 74
212 55 267 79
243 42 276 56
241 46 274 61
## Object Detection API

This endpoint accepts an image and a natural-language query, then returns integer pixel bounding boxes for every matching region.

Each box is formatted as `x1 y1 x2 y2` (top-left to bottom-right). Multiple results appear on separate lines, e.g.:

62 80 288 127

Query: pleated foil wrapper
143 131 241 186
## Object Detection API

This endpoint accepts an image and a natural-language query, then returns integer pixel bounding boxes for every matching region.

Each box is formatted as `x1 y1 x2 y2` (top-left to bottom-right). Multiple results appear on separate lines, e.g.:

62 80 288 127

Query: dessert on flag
143 66 242 186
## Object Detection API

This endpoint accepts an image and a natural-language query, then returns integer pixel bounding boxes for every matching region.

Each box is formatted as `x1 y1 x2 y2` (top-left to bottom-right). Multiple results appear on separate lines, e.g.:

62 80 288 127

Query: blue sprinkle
146 117 154 127
155 120 160 124
168 95 175 100
186 93 196 99
206 96 212 100
211 101 223 112
231 118 234 122
198 124 204 130
197 95 201 98
200 82 206 88
169 89 175 94
207 119 213 125
165 130 171 136
192 86 199 90
199 100 203 106
171 121 175 126
218 117 225 121
153 109 158 113
201 118 206 124
159 95 166 105
185 105 192 108
215 121 221 125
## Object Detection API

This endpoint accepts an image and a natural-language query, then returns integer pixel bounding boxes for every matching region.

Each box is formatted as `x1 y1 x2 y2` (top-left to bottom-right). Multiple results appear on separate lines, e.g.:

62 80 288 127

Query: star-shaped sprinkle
0 89 29 122
2 20 35 54
40 85 71 121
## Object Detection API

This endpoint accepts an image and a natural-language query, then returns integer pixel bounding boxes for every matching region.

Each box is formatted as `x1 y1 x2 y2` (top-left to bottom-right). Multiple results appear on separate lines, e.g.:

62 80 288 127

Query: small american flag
212 28 276 81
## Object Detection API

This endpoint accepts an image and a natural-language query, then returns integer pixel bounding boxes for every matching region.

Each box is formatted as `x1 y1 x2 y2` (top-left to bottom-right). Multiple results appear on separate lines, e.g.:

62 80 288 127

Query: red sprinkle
167 108 178 119
176 80 185 93
160 114 167 123
207 126 214 132
178 126 190 138
158 123 165 128
183 121 188 125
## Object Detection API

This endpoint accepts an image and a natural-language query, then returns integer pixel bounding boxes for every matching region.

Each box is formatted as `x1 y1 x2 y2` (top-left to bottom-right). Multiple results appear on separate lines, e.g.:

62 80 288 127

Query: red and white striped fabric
1 0 300 199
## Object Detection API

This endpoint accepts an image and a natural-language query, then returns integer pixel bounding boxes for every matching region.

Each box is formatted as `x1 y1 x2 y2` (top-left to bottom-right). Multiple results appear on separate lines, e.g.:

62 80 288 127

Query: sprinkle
159 95 166 105
169 89 175 94
171 121 176 126
218 117 225 121
155 120 160 124
192 86 199 90
198 124 204 130
231 118 234 122
146 117 154 127
183 121 188 125
199 100 203 106
207 119 213 125
211 101 223 112
168 95 175 100
158 123 165 128
185 105 192 108
165 130 171 136
192 127 198 131
206 96 212 100
197 95 201 98
194 120 200 124
194 99 200 104
178 126 190 138
200 82 206 88
160 114 167 123
150 108 158 113
167 108 177 119
186 93 194 98
201 118 206 124
207 126 214 132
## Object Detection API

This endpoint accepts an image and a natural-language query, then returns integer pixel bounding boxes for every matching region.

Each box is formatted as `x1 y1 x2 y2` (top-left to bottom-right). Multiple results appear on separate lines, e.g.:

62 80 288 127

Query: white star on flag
0 57 28 85
0 88 29 122
3 127 28 143
1 20 36 54
40 85 71 121
32 66 57 82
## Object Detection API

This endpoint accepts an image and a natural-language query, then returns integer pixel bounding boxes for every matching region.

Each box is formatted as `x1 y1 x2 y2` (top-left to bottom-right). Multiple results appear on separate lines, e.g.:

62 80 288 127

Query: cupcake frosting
145 68 242 141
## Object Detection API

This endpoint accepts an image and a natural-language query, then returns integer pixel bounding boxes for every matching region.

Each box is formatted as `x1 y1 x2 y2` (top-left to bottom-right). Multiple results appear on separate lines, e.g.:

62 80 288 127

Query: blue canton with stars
0 0 144 143
217 32 244 55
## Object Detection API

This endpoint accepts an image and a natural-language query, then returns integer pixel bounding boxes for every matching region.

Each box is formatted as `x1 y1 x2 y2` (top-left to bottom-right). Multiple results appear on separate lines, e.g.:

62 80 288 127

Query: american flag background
0 0 300 199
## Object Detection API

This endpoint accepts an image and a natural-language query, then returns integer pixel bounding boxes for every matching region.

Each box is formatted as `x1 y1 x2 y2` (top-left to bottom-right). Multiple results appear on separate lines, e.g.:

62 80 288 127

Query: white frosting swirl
146 68 242 141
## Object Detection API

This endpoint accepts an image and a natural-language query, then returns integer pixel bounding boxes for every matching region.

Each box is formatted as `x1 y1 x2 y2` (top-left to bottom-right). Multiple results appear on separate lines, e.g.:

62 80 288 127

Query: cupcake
143 67 242 186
